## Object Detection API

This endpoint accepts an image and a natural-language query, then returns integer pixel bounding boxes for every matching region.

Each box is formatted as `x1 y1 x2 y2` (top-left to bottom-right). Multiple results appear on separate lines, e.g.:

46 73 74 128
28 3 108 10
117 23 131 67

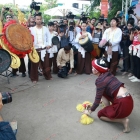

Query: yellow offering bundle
76 101 94 125
80 114 94 125
76 101 92 112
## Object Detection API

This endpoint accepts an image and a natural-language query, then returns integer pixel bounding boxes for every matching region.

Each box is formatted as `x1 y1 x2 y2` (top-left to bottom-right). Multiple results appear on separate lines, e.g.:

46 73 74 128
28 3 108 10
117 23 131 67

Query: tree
108 0 122 21
90 0 122 21
40 0 58 24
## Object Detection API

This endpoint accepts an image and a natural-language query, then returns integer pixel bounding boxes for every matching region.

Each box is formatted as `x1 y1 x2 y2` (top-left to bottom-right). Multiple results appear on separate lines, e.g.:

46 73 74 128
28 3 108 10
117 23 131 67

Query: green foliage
90 0 100 11
89 10 101 19
40 0 58 24
89 0 123 22
108 0 122 21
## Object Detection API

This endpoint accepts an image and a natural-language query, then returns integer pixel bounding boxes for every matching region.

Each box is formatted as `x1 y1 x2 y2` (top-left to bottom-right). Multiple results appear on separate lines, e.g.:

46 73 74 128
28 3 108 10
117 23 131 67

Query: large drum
52 36 59 45
0 49 11 73
79 36 93 52
2 20 33 58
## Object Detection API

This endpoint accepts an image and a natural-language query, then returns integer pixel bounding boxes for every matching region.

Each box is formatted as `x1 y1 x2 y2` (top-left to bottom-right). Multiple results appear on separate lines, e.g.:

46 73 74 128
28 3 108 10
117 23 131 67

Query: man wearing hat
84 58 133 133
91 25 103 59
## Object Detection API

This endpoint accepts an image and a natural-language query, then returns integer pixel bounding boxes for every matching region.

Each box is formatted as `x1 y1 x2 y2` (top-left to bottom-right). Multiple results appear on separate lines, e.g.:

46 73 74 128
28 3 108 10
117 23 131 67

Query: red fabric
92 59 108 73
91 50 97 57
98 95 133 119
98 84 133 119
133 33 140 46
2 20 32 58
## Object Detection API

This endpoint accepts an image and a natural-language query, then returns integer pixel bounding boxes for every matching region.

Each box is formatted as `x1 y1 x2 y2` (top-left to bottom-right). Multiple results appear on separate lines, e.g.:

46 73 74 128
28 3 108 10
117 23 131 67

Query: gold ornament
29 47 40 63
0 39 21 69
16 5 27 25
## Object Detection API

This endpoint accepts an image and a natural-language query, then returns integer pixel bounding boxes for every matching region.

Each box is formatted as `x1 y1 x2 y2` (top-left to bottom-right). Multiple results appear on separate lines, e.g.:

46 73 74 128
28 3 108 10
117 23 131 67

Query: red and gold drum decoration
2 20 33 58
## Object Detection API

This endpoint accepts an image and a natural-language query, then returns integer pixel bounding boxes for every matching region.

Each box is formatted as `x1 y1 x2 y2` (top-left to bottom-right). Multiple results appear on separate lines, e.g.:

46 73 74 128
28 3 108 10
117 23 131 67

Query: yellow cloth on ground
80 114 94 125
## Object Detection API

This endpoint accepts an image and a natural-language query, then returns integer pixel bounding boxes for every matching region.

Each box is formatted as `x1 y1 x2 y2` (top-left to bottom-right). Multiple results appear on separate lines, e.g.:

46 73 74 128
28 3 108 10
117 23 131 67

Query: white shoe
129 76 136 80
128 73 133 77
122 72 128 76
131 78 140 82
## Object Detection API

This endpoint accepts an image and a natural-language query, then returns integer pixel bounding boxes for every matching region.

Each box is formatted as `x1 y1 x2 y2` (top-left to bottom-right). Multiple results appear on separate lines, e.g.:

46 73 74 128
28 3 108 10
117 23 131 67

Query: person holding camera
128 26 140 82
66 20 81 70
0 92 16 140
75 22 92 75
91 25 102 59
29 13 52 82
120 22 134 77
76 17 93 34
0 7 18 25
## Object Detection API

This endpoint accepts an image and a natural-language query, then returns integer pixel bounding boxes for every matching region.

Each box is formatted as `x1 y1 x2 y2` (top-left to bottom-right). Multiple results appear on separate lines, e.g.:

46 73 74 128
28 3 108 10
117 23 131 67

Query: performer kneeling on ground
84 57 133 133
57 45 74 78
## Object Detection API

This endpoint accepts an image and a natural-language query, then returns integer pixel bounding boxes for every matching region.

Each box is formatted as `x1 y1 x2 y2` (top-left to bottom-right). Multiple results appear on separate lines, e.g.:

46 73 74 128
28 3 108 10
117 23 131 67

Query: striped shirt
91 72 123 111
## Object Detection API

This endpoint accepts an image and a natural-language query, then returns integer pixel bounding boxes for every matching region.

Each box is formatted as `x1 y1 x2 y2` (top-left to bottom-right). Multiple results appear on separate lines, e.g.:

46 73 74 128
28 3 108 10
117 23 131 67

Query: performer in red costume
84 57 133 133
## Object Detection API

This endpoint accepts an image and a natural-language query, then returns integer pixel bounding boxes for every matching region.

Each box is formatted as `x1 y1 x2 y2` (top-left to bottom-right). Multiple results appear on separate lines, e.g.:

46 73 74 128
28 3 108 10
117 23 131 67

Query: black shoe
10 73 19 77
22 73 26 77
38 71 43 76
120 69 125 72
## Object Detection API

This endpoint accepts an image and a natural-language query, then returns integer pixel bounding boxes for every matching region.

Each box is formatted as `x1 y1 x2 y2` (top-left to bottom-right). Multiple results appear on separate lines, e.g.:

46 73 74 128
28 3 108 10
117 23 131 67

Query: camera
69 21 75 31
5 7 9 11
58 20 66 32
122 29 130 39
131 26 140 33
30 0 42 11
80 12 88 22
99 15 104 23
128 5 136 15
66 12 75 19
1 92 12 105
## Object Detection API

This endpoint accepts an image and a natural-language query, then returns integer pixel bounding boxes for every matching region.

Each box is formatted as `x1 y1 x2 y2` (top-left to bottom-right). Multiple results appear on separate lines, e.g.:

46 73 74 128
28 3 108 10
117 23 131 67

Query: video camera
1 92 12 105
69 20 75 31
58 19 66 32
131 26 140 33
30 0 42 11
128 5 136 15
66 12 75 19
99 15 105 23
80 12 88 22
4 7 10 11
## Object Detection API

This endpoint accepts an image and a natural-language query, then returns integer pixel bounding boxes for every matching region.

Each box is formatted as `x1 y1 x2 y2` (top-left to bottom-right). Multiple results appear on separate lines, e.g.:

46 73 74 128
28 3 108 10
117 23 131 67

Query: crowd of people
1 7 140 83
0 5 140 138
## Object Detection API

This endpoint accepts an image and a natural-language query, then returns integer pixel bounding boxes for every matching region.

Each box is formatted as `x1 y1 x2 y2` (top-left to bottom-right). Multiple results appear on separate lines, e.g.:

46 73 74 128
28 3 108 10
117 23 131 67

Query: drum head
6 23 33 52
52 36 59 45
0 49 11 73
79 36 89 45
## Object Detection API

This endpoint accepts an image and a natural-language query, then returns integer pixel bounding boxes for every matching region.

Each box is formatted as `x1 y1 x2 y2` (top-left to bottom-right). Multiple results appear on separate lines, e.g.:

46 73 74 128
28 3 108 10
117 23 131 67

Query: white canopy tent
44 5 83 17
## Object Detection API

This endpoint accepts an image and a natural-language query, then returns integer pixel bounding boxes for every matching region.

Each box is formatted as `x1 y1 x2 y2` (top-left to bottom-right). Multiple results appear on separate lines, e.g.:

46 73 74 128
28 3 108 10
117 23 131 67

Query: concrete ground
0 56 140 140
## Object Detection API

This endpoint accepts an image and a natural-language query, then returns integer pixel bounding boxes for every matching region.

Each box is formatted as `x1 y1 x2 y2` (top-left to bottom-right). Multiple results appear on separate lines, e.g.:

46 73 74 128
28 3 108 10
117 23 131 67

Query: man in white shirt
47 22 59 74
29 13 52 83
102 17 122 75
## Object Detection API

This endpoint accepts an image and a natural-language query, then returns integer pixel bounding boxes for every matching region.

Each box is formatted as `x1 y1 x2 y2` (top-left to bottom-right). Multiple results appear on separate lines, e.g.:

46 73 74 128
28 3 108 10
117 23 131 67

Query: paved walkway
0 58 140 140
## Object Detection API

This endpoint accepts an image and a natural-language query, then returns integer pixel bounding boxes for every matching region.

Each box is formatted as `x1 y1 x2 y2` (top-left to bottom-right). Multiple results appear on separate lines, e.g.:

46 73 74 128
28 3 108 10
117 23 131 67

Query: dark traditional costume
91 59 133 119
75 32 92 74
